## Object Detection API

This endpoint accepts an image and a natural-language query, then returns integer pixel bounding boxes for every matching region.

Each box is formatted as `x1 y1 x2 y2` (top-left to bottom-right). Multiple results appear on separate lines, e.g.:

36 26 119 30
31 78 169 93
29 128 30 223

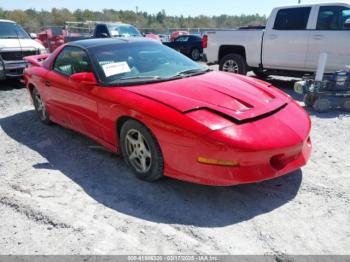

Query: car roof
274 2 349 9
98 23 135 27
69 37 156 49
0 19 16 23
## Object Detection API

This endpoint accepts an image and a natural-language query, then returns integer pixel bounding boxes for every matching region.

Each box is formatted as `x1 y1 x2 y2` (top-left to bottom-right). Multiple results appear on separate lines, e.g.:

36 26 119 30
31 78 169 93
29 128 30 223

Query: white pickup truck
203 3 350 77
0 19 46 80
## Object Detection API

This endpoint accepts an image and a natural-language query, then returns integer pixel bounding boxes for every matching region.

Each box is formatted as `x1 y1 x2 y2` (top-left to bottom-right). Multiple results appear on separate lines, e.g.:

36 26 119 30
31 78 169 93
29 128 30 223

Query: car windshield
0 22 30 39
108 25 142 37
89 41 208 85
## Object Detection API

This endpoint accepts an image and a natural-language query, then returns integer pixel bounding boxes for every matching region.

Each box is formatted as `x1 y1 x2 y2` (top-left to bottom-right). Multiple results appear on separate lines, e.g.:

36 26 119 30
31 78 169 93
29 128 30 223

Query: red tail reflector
202 34 208 49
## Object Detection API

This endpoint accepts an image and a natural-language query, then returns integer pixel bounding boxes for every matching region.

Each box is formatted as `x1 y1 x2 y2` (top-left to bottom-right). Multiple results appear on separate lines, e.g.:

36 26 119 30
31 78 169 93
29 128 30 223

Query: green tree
0 7 267 34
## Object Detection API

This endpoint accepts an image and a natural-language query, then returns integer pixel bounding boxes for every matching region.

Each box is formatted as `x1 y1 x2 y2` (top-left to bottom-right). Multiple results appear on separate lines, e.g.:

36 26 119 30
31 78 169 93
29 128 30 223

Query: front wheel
219 54 247 75
120 120 164 182
32 88 51 125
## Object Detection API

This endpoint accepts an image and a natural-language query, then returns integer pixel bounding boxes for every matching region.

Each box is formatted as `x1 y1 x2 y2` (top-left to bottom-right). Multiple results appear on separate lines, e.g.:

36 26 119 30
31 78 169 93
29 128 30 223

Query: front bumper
161 101 312 186
0 59 27 80
164 137 312 186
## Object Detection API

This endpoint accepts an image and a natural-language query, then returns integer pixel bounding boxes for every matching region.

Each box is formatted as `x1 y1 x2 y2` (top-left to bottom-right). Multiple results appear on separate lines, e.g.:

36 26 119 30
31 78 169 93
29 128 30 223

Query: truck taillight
202 34 208 49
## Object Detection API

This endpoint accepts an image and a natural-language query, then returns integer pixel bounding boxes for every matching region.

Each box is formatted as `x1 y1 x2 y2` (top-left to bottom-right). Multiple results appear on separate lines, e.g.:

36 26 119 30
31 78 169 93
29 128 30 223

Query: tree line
0 8 267 33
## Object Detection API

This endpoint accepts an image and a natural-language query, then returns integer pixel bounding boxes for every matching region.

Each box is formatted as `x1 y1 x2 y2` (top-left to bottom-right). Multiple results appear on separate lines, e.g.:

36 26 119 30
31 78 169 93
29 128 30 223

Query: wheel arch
116 115 134 138
27 83 36 97
218 45 246 62
116 115 157 139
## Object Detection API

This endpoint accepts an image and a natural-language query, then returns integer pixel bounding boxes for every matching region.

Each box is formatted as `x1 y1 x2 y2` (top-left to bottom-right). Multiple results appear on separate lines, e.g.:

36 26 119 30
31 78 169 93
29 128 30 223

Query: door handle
313 34 325 40
268 34 278 40
45 81 51 87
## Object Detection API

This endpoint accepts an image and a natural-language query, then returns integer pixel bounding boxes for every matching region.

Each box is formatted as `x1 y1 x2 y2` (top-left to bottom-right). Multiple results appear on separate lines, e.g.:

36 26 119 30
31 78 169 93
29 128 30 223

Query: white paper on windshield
102 62 131 77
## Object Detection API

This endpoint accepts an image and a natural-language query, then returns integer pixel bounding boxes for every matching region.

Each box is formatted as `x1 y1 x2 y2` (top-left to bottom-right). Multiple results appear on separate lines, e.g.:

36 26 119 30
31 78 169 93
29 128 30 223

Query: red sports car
23 38 312 186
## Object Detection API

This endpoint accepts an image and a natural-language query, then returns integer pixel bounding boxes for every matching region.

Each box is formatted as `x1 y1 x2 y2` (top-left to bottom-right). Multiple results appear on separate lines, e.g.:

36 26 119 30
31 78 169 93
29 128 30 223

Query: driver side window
53 46 92 77
175 36 189 42
316 6 350 30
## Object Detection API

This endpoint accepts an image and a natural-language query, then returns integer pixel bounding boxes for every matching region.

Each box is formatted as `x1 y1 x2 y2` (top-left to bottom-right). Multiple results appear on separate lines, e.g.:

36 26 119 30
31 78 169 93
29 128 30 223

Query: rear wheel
343 98 350 112
120 120 164 182
32 88 51 124
313 98 331 112
190 48 201 61
219 54 247 75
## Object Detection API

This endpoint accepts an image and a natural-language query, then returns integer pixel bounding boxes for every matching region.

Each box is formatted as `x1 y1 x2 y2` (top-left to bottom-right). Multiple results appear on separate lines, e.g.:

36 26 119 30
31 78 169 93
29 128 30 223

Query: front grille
0 50 38 61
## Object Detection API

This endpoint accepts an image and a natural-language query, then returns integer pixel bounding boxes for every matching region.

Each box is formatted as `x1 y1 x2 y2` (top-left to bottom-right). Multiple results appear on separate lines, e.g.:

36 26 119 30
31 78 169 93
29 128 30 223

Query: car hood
0 39 44 50
126 71 291 122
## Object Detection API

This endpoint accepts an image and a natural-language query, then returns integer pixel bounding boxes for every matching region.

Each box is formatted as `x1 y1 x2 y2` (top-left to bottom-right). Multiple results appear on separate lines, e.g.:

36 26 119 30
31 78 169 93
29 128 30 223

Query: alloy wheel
34 92 47 121
222 59 239 73
191 49 200 61
125 129 152 173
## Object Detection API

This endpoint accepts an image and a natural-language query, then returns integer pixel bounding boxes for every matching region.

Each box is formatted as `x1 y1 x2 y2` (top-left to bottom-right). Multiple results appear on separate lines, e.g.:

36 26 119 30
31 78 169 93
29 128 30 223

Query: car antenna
14 28 24 63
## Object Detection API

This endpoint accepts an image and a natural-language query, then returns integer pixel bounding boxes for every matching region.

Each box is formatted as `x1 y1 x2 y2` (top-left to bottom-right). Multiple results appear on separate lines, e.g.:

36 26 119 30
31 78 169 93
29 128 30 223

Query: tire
253 69 269 79
304 94 316 108
313 98 331 112
120 119 164 182
343 98 350 112
190 48 201 61
219 54 247 75
32 88 51 125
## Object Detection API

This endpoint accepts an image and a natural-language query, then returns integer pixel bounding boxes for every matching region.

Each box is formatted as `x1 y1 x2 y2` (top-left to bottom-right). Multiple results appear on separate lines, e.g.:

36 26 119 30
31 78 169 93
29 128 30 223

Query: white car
203 3 350 77
0 19 46 80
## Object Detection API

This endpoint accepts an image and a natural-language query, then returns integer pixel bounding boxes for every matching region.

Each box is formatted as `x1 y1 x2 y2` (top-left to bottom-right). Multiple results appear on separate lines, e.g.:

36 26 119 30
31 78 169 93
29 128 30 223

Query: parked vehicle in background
143 33 162 42
164 35 203 61
169 31 189 42
35 21 154 53
158 34 170 42
37 27 66 53
203 3 350 77
0 19 46 80
92 22 142 38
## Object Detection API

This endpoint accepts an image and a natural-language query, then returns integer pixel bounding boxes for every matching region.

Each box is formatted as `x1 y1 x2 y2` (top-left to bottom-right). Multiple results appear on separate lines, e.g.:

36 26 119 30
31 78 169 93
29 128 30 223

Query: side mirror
344 18 350 29
70 72 97 86
30 33 37 39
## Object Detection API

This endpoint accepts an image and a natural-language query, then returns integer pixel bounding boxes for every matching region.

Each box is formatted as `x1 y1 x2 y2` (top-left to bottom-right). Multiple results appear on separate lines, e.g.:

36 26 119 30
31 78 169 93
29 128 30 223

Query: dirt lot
0 72 349 255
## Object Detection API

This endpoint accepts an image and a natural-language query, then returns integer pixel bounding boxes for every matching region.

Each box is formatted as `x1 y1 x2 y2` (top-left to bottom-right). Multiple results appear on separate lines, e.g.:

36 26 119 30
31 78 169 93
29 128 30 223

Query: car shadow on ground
0 79 25 90
0 110 303 227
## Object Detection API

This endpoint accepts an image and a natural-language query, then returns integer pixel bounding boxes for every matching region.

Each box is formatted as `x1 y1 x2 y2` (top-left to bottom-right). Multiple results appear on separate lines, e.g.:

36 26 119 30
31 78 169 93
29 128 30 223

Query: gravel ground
0 71 349 255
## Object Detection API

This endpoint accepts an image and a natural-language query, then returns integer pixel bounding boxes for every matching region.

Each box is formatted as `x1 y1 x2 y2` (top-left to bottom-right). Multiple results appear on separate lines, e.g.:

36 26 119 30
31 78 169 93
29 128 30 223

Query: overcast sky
1 0 349 16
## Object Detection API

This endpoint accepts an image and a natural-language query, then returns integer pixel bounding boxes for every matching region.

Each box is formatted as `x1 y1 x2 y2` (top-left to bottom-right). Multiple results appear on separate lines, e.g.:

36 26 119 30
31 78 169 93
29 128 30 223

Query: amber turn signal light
197 157 239 167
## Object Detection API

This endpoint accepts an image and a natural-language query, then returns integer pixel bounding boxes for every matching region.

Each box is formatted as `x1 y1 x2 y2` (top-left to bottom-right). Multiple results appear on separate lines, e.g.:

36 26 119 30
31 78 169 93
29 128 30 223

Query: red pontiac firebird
23 38 312 186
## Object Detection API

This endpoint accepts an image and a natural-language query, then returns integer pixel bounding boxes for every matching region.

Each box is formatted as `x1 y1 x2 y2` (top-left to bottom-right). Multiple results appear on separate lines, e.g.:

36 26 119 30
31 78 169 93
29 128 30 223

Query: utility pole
136 6 139 14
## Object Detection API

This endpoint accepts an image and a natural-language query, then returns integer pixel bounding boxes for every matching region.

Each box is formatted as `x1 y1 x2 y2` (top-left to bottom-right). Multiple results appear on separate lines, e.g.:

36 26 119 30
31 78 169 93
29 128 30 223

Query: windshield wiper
172 68 212 78
2 36 20 39
107 75 162 86
119 75 161 81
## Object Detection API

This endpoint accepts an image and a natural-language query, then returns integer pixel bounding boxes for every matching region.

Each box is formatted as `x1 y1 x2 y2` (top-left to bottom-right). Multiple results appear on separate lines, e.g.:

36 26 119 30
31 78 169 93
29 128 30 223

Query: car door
305 5 350 72
186 36 197 55
45 46 104 140
262 7 312 70
177 36 190 54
